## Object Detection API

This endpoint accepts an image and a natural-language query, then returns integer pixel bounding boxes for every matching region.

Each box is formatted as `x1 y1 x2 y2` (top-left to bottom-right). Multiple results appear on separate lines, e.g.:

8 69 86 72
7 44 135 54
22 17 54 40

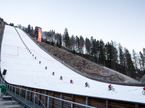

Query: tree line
18 24 145 80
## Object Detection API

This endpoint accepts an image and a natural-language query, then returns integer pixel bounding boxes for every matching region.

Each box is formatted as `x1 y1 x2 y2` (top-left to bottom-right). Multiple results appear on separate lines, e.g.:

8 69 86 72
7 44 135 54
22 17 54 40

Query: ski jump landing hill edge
1 25 145 104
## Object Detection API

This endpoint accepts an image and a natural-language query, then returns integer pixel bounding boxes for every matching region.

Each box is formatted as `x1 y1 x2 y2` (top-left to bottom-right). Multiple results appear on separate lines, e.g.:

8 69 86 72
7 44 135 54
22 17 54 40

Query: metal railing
5 83 96 108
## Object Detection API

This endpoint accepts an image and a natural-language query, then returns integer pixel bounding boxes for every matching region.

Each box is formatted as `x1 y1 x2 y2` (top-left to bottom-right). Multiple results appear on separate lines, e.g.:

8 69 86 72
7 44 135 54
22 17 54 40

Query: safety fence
5 83 96 108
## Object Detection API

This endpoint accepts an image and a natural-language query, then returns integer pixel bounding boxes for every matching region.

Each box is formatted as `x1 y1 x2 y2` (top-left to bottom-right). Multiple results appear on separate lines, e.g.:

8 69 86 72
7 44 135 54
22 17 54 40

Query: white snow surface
1 25 145 104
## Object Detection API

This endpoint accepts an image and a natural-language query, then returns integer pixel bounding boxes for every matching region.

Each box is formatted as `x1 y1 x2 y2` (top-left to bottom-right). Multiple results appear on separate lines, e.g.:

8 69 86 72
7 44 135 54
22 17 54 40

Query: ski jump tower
35 26 42 42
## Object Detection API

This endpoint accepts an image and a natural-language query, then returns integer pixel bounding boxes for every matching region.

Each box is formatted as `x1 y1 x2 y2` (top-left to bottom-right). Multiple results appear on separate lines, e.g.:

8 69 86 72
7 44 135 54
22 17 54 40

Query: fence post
44 91 47 106
19 87 21 98
9 85 10 92
12 85 13 93
33 94 36 108
25 90 27 102
135 103 139 108
86 97 88 108
71 103 73 108
15 86 16 95
106 99 108 108
47 96 49 108
60 94 63 108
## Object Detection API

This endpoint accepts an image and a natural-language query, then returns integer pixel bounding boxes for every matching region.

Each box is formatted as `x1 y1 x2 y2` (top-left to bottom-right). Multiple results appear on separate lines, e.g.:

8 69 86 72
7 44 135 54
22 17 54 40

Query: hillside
32 38 138 84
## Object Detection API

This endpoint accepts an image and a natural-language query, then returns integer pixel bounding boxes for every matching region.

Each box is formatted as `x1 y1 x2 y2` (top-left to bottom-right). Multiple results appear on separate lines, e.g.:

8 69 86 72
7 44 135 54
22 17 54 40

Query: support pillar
86 97 89 108
60 93 63 108
106 99 108 108
33 94 36 108
71 95 74 108
25 89 27 102
44 91 47 106
47 96 49 108
135 103 139 108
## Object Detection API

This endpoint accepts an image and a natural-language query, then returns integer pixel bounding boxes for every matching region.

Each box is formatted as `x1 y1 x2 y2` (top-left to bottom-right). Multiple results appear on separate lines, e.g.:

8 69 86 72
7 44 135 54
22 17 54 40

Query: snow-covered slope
1 25 144 104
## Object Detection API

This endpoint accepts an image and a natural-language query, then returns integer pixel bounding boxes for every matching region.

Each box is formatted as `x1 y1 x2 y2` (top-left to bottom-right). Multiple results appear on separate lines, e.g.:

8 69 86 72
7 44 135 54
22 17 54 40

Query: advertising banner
38 28 42 42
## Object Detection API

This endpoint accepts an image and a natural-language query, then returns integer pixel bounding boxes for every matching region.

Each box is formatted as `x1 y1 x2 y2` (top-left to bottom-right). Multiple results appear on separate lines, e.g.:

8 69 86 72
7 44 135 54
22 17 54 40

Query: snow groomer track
1 25 145 108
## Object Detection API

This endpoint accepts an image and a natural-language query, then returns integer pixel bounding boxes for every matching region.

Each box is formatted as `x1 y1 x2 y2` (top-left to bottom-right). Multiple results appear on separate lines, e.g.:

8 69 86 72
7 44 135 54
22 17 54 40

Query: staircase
0 95 24 108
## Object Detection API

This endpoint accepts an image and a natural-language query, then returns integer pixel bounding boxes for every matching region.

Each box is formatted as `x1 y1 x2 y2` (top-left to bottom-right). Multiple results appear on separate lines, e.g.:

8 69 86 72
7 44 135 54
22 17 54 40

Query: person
85 82 88 87
60 76 62 80
108 84 112 90
70 79 73 84
45 66 47 70
143 87 145 91
52 72 54 75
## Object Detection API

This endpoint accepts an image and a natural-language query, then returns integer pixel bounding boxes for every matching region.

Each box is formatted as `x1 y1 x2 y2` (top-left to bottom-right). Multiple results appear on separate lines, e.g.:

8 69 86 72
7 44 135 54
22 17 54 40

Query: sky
0 0 145 53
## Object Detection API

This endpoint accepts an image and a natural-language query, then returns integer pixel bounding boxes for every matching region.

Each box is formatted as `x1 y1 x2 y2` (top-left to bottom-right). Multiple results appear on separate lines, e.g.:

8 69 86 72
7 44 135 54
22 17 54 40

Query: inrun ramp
1 25 145 104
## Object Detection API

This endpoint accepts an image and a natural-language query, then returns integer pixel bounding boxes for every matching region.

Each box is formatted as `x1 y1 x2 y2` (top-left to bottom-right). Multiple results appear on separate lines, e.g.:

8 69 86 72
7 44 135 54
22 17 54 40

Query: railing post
27 88 29 100
25 90 27 102
86 97 88 108
47 96 49 108
33 94 36 108
135 103 139 108
44 91 47 106
106 99 108 108
9 85 11 92
19 87 21 98
15 86 16 95
60 94 63 108
12 85 13 93
71 95 74 108
71 103 73 108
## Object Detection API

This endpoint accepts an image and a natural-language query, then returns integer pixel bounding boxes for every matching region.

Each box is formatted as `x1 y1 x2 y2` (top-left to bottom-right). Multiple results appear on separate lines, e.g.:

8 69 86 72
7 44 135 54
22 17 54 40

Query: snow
1 25 145 104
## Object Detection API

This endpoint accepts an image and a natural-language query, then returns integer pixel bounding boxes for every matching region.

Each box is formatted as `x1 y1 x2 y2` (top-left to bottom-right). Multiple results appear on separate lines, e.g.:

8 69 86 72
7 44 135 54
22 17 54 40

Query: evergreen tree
28 24 31 33
111 41 118 70
63 28 70 49
79 35 84 54
90 36 94 56
124 48 135 76
105 42 113 68
69 35 76 51
99 39 106 65
85 37 91 55
139 51 145 71
9 23 14 26
143 48 145 71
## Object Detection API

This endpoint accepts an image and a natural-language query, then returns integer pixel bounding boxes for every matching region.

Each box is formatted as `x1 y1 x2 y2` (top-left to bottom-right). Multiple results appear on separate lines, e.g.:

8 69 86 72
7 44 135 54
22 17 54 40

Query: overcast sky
0 0 144 53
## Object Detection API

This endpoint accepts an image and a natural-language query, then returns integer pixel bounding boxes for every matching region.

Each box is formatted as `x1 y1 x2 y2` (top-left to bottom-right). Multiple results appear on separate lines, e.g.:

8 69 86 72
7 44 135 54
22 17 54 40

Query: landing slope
1 25 144 104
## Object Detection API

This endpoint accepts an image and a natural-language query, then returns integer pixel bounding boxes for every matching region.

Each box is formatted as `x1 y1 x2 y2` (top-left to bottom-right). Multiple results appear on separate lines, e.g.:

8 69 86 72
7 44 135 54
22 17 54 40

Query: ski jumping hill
1 25 145 104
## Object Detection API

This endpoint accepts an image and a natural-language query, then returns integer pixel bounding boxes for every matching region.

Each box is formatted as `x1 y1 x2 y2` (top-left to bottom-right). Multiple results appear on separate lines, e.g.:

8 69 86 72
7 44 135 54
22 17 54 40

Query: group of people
108 84 145 91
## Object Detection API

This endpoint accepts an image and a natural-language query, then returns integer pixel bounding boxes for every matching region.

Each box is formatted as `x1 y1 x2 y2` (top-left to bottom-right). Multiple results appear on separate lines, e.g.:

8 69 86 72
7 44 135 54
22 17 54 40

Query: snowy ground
1 25 145 104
